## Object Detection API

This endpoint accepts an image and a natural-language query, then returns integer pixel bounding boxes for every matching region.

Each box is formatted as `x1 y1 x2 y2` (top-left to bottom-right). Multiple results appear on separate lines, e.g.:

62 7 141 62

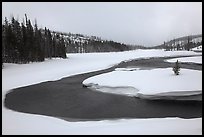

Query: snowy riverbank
2 49 202 135
83 68 202 100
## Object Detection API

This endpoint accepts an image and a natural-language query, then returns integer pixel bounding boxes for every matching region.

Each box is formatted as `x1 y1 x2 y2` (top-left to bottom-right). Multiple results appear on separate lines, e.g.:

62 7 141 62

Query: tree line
2 15 131 67
152 34 202 50
163 36 202 51
2 14 67 65
65 39 130 53
54 32 131 53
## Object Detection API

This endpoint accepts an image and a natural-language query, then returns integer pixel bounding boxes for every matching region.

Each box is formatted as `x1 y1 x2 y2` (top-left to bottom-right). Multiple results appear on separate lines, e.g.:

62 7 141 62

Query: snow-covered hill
154 34 202 50
49 31 131 53
53 31 103 45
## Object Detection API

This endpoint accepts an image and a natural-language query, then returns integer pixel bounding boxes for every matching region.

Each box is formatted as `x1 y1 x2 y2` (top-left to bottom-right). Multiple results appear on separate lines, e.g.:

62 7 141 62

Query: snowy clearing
2 49 202 135
166 56 202 64
191 45 202 52
3 113 202 135
83 68 202 97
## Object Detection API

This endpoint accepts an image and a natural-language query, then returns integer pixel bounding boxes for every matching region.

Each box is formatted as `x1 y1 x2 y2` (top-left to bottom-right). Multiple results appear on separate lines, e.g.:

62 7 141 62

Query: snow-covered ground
2 49 202 135
83 68 202 98
166 56 202 64
191 45 202 52
3 114 202 135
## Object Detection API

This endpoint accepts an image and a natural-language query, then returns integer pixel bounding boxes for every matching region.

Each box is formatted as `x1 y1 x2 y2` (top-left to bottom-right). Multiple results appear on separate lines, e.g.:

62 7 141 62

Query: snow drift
83 68 202 100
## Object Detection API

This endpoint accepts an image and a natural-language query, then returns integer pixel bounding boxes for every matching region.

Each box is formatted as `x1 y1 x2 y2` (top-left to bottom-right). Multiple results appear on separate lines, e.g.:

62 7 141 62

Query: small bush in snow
173 60 180 75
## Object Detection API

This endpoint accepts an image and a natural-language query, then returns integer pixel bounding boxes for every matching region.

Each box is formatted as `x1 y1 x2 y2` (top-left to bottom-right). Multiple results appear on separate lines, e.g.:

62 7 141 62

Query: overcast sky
2 2 202 47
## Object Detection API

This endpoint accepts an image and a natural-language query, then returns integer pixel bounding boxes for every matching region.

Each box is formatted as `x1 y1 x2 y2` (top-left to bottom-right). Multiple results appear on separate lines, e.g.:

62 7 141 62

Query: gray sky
2 2 202 47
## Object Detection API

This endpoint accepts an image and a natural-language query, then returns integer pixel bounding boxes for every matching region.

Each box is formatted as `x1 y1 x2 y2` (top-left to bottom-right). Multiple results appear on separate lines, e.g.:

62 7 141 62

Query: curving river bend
4 56 202 121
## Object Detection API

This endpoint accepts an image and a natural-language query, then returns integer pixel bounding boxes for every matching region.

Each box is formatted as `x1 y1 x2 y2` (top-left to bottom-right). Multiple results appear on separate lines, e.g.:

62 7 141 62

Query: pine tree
34 20 44 61
176 43 180 51
173 60 180 75
12 17 22 63
21 22 28 63
2 14 71 65
47 29 52 59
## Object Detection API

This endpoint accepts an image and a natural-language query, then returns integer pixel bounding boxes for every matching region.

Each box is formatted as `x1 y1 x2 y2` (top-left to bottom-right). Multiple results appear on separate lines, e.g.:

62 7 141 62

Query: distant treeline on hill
2 15 131 65
152 34 202 50
52 30 131 53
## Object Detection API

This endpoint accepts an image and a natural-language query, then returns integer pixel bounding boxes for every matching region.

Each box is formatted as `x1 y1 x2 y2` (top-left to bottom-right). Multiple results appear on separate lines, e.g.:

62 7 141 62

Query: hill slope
50 31 131 53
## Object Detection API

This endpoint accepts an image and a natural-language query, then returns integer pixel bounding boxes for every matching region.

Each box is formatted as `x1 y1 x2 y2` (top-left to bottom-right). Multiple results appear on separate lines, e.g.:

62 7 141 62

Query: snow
83 68 202 97
3 113 202 135
166 56 202 64
2 49 202 135
191 45 202 52
2 49 201 94
192 37 202 43
115 67 141 71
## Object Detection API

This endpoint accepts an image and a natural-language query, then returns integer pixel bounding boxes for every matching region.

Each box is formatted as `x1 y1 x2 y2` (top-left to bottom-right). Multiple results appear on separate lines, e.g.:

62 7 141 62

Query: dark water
4 56 202 121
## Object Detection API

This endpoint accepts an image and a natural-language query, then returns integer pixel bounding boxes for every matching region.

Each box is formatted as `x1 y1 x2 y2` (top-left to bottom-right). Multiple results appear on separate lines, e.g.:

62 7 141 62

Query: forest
2 15 67 65
2 15 131 65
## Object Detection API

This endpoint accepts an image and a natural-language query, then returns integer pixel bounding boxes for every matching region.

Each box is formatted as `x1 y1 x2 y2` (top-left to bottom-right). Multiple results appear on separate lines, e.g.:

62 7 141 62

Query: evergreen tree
173 60 180 75
185 36 192 51
60 37 67 58
21 22 28 63
176 43 180 51
47 29 52 59
2 14 68 66
34 20 44 61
